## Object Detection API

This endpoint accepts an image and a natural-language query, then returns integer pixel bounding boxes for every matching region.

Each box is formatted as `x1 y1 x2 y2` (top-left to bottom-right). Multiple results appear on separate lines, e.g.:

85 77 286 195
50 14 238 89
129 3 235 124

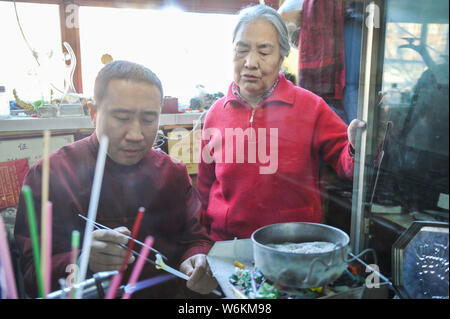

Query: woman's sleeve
313 100 355 180
196 123 217 228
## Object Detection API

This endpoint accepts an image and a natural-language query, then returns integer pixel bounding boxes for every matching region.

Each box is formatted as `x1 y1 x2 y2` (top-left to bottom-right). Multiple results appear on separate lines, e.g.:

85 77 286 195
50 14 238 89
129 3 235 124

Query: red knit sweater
198 74 354 241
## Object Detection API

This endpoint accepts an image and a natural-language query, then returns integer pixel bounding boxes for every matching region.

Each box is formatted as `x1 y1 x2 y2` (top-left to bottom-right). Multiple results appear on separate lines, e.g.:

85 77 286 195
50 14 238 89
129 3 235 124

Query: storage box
59 103 85 117
162 97 179 114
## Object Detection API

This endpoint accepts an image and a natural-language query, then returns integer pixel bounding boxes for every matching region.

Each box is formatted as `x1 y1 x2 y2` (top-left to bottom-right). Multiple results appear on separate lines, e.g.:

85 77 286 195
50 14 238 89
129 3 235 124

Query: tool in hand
155 254 222 296
79 214 221 296
78 214 168 261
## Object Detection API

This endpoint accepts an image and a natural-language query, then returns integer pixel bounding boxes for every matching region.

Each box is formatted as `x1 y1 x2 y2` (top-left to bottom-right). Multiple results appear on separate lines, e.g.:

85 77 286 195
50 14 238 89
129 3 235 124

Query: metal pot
251 222 350 288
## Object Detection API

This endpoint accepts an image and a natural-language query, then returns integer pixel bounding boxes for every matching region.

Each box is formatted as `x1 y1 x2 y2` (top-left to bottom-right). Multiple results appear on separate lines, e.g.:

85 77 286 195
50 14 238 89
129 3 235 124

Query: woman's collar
225 74 295 108
231 75 281 106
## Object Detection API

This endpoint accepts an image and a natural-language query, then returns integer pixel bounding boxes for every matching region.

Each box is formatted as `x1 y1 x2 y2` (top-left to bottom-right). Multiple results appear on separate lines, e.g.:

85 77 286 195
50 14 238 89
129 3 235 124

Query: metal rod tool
78 214 168 260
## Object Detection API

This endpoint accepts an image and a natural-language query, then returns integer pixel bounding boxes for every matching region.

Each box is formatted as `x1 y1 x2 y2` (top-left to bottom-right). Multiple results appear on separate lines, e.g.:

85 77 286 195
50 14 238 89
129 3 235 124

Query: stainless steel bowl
251 222 350 288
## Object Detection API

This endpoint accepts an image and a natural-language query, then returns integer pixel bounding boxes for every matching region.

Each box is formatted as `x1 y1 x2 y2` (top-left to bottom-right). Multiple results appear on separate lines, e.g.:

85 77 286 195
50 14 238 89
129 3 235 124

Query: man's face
92 79 161 166
233 19 283 104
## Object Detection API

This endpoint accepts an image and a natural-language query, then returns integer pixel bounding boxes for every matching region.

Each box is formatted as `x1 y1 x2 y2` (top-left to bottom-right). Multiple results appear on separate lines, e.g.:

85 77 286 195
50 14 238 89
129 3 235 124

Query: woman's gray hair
233 4 290 58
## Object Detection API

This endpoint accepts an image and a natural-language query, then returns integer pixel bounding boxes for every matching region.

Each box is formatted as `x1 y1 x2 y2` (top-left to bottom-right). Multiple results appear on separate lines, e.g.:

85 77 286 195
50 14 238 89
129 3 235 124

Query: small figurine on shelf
36 89 58 118
12 88 36 115
59 42 84 117
12 88 61 118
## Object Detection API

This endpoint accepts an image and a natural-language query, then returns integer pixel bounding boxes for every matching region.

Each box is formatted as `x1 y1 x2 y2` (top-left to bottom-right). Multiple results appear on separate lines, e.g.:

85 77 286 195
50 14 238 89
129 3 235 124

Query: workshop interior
0 0 448 300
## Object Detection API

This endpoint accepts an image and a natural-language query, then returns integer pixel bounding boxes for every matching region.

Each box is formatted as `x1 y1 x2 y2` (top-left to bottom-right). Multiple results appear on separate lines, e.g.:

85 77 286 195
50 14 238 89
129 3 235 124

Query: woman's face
233 19 283 104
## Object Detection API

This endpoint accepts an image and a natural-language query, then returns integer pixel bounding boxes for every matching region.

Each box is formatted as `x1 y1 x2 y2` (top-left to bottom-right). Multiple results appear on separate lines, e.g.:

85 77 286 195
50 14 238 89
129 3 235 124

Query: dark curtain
298 0 346 102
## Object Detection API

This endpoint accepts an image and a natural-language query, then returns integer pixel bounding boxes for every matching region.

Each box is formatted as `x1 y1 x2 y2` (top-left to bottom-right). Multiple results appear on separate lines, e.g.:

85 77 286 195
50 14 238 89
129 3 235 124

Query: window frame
3 0 279 94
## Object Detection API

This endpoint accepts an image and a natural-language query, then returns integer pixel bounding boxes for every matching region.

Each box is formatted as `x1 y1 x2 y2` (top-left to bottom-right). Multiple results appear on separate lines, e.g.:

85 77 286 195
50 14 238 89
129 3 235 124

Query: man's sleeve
177 167 214 266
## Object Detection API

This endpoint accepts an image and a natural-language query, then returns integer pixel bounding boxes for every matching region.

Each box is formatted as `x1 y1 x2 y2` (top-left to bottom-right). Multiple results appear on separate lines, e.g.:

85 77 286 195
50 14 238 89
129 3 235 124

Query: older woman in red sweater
197 4 365 241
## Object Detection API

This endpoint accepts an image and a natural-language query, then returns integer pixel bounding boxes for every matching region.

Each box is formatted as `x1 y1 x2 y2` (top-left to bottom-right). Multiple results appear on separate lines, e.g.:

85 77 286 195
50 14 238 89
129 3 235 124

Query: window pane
79 6 237 107
373 0 449 217
0 2 63 103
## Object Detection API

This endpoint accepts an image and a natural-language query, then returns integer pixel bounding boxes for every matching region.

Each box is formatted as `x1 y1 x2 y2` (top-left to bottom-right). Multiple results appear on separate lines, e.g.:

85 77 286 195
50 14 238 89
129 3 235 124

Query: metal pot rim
251 222 350 256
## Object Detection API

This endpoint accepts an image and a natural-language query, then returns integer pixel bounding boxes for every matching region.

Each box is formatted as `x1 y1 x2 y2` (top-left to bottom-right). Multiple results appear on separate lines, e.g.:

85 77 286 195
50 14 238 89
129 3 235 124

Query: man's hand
179 254 218 295
88 226 135 273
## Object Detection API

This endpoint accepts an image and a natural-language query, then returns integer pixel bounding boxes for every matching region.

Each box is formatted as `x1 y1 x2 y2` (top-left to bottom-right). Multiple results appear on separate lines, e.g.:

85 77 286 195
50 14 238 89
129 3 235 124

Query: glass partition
351 0 448 274
374 0 448 222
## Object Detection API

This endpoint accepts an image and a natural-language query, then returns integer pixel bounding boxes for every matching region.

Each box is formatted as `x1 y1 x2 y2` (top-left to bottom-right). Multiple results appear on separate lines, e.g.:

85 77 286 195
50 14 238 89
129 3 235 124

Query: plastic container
386 83 402 106
0 85 10 118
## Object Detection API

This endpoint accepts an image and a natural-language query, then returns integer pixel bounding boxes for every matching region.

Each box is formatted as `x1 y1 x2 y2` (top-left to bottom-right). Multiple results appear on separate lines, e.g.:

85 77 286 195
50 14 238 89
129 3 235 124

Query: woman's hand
347 119 367 150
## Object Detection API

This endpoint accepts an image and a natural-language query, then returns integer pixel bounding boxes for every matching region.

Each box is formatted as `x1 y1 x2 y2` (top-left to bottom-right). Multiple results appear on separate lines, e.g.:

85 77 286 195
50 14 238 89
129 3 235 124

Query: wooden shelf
0 113 204 133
